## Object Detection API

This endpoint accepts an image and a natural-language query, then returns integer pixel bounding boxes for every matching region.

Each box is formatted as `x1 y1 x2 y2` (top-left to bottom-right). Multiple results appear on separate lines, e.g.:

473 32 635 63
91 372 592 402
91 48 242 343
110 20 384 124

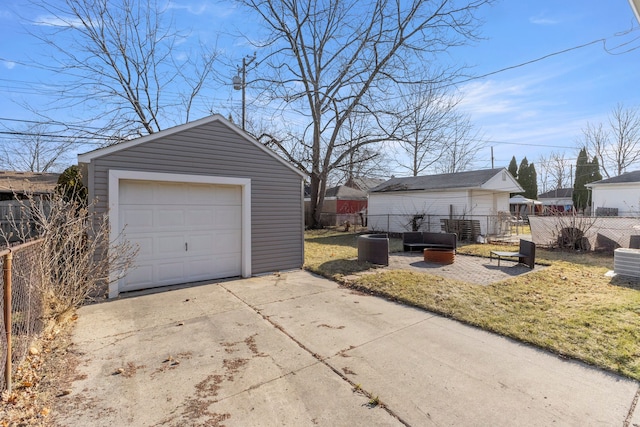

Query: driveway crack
624 385 640 427
220 283 412 427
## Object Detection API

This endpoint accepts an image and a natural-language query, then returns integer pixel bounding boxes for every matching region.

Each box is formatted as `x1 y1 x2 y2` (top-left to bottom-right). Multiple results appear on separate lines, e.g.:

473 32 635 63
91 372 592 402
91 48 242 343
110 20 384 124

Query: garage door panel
212 186 241 205
215 206 242 228
187 233 215 254
186 209 215 226
127 236 154 260
122 208 154 229
157 261 185 284
154 182 188 205
215 230 242 253
120 181 155 204
157 208 185 228
210 254 242 276
186 185 216 203
118 180 244 293
157 234 187 254
122 264 154 290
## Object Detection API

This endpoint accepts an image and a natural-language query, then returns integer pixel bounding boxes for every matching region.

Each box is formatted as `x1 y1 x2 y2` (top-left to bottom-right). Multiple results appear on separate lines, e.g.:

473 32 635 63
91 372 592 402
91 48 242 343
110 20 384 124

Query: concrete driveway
55 270 640 426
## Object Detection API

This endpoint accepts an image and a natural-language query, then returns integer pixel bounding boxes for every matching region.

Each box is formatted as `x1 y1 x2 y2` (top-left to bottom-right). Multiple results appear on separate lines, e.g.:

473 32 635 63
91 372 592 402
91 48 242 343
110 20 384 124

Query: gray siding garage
78 115 305 298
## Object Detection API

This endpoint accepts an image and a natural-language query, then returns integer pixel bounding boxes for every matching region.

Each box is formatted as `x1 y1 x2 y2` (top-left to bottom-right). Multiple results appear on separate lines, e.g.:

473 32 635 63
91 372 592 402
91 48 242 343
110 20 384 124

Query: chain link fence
529 216 640 250
365 213 528 241
0 239 44 391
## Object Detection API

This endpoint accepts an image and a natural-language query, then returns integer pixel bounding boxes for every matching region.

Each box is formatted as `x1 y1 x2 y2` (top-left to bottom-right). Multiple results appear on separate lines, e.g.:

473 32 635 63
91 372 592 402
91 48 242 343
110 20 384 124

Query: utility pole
233 53 257 131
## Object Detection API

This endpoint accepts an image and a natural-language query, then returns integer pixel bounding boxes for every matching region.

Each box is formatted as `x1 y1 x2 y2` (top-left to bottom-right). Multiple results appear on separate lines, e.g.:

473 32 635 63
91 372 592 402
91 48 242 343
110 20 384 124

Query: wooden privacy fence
0 239 44 392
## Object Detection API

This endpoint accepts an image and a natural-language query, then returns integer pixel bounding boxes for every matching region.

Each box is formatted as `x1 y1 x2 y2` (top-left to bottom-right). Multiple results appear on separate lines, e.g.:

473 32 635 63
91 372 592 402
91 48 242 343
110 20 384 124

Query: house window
502 171 506 181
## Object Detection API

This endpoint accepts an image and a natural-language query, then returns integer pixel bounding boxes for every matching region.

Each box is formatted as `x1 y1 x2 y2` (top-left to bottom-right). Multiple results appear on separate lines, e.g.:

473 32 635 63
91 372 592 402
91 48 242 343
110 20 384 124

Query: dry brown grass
305 231 640 381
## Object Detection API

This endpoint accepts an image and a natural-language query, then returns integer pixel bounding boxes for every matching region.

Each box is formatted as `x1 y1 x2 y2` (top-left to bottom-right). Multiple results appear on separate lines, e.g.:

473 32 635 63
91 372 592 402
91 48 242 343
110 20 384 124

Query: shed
304 184 368 226
538 188 574 214
78 115 305 298
509 195 543 218
586 170 640 217
368 168 522 235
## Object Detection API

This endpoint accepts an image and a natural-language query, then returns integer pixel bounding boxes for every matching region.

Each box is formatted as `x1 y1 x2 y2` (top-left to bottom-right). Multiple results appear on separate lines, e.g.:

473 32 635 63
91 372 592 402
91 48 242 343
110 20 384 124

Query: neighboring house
304 184 368 226
586 170 640 217
368 168 522 236
509 195 542 218
78 115 306 298
538 188 574 214
0 171 60 241
344 177 386 192
0 171 60 201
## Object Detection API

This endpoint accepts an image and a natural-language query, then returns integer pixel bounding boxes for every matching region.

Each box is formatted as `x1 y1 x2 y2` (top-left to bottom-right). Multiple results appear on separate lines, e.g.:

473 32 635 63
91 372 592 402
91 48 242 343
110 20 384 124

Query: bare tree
608 103 640 176
580 121 610 178
27 0 219 138
537 151 571 193
0 124 75 172
239 0 492 228
436 114 485 174
580 104 640 177
332 112 391 185
394 82 460 176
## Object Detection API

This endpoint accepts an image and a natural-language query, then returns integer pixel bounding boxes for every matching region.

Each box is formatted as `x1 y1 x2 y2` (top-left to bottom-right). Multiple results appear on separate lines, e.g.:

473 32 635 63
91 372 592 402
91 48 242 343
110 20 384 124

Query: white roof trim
77 114 305 178
586 181 640 188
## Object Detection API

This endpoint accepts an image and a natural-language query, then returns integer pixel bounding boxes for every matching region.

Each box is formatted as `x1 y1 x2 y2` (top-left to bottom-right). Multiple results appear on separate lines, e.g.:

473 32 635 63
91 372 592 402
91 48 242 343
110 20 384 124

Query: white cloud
529 15 561 25
2 60 16 69
166 2 208 16
33 15 84 28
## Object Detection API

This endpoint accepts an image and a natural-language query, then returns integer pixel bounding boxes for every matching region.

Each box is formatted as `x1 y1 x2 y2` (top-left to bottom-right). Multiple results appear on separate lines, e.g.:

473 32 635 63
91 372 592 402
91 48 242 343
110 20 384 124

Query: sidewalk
54 270 639 426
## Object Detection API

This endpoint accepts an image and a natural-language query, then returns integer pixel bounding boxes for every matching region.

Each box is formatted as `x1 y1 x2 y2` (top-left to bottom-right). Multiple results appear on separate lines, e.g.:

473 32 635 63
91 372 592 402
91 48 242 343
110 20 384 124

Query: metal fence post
3 251 12 393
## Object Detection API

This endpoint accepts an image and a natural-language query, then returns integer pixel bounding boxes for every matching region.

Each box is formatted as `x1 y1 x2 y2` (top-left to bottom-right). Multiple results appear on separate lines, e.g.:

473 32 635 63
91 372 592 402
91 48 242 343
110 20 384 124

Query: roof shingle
371 168 506 193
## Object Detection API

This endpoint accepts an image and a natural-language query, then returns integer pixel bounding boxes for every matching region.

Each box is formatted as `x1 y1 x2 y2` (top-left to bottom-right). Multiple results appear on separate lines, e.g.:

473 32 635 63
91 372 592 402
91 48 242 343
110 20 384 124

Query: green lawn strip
303 232 640 381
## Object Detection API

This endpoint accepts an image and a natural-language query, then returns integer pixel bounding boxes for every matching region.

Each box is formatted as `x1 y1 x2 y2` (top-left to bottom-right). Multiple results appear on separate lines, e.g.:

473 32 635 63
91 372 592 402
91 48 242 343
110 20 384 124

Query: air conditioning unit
614 248 640 278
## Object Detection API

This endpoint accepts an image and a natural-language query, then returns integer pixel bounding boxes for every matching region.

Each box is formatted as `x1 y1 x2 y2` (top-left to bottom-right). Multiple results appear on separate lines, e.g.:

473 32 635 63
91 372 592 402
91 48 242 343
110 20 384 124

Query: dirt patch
0 314 84 426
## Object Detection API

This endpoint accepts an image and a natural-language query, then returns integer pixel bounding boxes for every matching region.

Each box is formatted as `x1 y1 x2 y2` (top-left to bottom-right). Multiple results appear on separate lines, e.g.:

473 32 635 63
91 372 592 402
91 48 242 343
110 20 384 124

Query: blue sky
450 1 640 169
1 1 640 174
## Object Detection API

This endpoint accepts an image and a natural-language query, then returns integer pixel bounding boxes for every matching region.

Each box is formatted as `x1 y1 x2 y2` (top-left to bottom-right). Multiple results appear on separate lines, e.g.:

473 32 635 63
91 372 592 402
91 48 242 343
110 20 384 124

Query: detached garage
78 115 305 298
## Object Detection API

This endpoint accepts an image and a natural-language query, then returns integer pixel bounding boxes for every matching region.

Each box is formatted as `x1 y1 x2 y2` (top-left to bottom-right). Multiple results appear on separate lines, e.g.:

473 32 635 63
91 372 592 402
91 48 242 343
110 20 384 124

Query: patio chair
490 239 536 269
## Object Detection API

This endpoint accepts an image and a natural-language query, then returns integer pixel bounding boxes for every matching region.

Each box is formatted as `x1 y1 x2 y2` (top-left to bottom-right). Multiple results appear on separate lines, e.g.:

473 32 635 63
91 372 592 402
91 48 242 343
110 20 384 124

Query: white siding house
368 168 522 235
587 170 640 217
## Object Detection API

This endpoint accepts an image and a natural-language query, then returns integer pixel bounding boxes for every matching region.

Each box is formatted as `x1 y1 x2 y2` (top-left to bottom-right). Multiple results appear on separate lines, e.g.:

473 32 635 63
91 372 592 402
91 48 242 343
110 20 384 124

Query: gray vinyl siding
86 119 304 274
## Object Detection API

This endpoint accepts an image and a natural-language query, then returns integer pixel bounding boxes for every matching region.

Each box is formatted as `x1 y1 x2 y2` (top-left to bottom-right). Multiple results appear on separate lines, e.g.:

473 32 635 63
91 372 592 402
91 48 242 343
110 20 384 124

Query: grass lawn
304 230 640 381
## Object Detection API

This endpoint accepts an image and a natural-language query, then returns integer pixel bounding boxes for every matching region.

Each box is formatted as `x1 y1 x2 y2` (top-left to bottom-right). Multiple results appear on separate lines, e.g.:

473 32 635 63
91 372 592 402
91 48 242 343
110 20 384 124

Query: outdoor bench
402 232 457 253
490 239 536 269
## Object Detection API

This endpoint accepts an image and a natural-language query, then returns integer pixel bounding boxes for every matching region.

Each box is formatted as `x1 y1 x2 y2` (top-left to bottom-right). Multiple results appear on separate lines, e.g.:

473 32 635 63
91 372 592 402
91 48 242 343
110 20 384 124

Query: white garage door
118 180 242 293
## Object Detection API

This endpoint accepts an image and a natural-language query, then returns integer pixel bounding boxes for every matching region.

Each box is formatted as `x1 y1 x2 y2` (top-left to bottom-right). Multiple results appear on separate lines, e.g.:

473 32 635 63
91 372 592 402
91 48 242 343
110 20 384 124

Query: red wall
337 199 367 214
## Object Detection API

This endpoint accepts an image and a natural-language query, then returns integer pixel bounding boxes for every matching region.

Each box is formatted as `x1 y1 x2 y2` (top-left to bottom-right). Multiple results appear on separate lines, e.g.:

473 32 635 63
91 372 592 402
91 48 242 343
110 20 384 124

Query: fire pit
423 248 455 264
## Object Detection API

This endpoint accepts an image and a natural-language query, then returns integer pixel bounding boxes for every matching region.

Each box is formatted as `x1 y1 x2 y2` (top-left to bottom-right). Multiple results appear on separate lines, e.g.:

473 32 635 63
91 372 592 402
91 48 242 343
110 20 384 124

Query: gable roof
325 185 367 199
345 177 386 192
77 114 305 178
304 184 367 200
586 170 640 186
0 171 60 194
538 188 573 199
370 168 518 193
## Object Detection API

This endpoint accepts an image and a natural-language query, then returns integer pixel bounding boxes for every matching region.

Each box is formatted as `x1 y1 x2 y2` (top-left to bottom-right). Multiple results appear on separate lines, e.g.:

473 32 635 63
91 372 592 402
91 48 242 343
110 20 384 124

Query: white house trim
108 169 252 298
